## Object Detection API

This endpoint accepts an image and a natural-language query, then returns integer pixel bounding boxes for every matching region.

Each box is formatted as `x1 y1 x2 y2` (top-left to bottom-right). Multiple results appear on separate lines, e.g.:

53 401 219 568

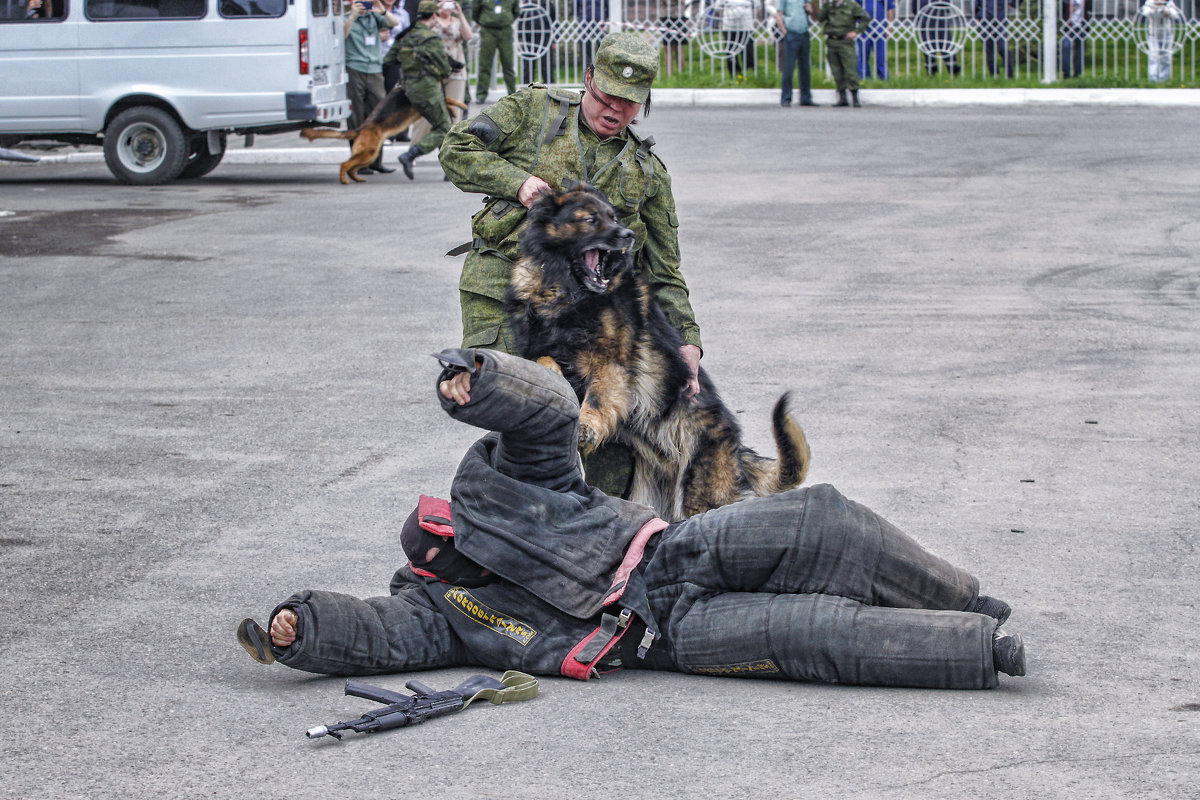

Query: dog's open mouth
579 247 624 293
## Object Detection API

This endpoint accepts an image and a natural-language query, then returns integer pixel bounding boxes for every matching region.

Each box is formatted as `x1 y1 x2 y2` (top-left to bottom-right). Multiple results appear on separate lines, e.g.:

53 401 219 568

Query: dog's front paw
536 356 564 376
577 420 601 455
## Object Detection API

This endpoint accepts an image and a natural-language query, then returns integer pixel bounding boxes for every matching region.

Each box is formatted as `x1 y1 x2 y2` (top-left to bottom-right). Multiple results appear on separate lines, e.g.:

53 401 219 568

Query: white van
0 0 351 183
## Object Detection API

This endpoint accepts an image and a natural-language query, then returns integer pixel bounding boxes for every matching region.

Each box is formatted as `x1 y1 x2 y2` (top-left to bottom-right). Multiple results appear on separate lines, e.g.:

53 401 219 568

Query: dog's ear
579 183 610 207
526 188 563 225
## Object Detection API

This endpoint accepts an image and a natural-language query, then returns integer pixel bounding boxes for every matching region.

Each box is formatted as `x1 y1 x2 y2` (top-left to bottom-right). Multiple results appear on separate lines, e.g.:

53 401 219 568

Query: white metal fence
465 0 1197 86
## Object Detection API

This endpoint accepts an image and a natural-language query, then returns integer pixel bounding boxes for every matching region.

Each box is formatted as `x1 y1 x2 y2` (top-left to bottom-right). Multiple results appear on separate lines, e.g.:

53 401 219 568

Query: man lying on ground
238 348 1026 688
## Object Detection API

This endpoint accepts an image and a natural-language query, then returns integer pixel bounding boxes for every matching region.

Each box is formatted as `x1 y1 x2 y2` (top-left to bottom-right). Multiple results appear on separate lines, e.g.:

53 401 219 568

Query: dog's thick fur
301 87 467 184
504 184 811 521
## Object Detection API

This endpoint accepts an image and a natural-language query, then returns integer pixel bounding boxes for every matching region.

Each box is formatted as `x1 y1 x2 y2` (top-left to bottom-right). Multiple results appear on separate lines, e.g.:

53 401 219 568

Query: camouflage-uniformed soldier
439 32 703 495
390 0 455 178
816 0 871 106
471 0 522 103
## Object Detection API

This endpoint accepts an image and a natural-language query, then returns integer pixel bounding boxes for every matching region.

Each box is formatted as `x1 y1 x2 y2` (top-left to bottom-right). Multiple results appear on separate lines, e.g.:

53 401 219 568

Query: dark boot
397 145 423 180
370 152 395 174
835 90 849 107
851 90 861 107
971 595 1012 625
992 631 1026 677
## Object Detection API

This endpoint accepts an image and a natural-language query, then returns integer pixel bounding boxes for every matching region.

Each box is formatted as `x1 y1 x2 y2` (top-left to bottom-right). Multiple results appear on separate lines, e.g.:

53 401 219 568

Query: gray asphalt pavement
2 104 1198 799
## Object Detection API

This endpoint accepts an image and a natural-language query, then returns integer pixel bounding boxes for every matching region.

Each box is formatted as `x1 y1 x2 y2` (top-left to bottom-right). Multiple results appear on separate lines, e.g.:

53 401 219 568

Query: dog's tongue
584 249 600 274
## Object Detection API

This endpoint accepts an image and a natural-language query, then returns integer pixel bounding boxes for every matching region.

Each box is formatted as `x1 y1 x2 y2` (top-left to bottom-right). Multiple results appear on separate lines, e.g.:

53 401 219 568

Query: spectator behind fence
1141 0 1182 83
776 0 816 106
518 0 557 84
716 0 761 77
345 0 401 175
975 0 1013 78
1060 0 1089 78
916 0 962 75
409 0 473 154
575 0 608 71
817 0 870 106
658 0 688 74
856 0 895 80
472 0 522 102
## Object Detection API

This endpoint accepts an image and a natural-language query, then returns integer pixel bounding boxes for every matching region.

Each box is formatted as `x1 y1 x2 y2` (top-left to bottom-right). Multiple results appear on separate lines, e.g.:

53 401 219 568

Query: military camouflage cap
592 32 658 104
417 0 437 13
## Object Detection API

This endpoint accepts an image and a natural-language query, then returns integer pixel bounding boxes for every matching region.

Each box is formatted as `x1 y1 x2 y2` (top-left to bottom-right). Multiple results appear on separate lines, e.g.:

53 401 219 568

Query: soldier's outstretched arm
439 96 531 197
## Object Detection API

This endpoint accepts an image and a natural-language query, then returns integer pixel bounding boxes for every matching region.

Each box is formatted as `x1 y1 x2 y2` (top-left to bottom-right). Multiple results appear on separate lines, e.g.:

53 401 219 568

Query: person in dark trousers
238 348 1028 689
345 0 401 174
776 0 816 106
975 0 1013 78
816 0 870 107
1060 0 1089 78
916 0 962 76
856 0 895 79
517 0 557 85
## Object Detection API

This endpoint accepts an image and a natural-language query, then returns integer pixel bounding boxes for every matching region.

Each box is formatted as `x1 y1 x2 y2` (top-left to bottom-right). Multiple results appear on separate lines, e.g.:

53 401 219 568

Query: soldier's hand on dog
519 176 554 208
679 344 701 398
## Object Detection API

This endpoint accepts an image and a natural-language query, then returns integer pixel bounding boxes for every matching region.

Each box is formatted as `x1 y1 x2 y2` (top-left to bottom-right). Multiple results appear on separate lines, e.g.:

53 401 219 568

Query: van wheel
179 133 227 180
103 106 188 185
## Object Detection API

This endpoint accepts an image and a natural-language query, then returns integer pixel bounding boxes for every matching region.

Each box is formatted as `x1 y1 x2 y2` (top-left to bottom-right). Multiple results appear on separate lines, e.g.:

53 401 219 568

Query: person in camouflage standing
391 0 456 178
438 32 703 496
471 0 522 103
816 0 870 107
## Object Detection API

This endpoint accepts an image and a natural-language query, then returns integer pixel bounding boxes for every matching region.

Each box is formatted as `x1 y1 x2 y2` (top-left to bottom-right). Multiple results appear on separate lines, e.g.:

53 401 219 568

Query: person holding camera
346 0 402 174
407 0 473 152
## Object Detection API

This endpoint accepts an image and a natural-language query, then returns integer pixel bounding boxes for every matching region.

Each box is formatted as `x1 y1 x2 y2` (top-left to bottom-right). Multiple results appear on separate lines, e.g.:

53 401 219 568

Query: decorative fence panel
465 0 1196 89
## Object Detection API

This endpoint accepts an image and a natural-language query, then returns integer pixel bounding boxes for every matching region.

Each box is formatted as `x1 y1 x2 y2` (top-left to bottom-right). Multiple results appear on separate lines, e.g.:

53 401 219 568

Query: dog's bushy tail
743 392 810 495
301 127 356 141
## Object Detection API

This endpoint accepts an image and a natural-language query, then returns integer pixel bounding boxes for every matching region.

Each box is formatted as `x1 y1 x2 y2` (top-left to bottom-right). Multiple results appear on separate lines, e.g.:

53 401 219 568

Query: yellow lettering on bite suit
444 587 538 646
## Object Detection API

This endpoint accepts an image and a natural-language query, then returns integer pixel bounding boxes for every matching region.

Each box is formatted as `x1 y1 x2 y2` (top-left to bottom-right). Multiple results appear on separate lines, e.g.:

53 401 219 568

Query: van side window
310 0 328 15
1 0 65 20
85 0 204 18
220 0 285 16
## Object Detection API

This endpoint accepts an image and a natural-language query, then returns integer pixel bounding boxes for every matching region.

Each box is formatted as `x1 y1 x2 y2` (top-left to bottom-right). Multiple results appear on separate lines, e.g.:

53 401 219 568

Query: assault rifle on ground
305 671 538 740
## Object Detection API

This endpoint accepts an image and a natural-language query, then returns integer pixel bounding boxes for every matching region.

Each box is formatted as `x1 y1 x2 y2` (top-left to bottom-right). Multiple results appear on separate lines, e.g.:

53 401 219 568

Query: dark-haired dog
302 87 467 184
504 184 811 521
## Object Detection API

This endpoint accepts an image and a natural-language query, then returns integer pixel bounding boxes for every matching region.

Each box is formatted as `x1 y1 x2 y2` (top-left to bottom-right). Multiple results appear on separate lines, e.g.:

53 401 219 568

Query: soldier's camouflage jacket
385 20 451 83
439 84 702 352
470 0 521 27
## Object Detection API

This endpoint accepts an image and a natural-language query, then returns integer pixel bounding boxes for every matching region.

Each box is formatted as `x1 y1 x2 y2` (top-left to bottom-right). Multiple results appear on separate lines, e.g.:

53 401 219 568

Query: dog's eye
584 216 597 225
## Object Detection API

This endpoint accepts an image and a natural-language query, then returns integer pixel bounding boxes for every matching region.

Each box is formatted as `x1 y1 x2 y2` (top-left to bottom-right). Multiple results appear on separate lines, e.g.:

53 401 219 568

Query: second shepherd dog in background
505 183 811 521
301 87 467 184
